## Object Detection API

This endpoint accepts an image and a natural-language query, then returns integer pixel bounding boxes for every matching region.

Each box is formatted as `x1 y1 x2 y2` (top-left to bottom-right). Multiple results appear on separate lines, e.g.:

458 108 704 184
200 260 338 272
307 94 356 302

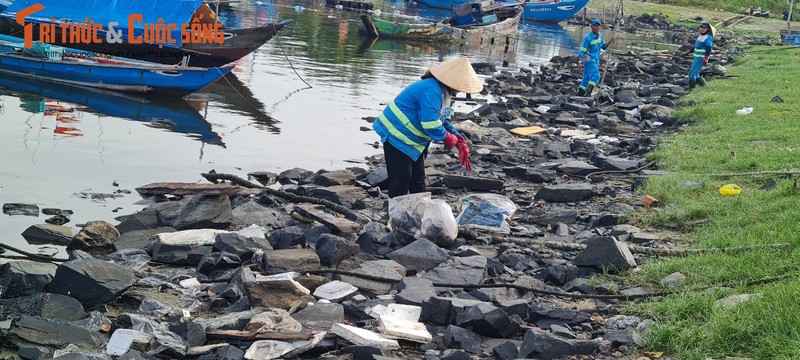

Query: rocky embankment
0 31 740 360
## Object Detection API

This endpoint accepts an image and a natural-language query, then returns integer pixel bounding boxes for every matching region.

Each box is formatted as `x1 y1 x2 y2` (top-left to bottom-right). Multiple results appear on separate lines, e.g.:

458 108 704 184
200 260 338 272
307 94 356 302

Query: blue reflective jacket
692 34 713 59
373 78 449 161
578 31 608 63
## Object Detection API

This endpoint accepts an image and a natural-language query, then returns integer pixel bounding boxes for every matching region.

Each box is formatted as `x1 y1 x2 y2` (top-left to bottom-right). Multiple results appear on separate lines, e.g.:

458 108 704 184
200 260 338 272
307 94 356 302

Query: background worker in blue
681 22 714 89
373 56 480 198
576 19 615 97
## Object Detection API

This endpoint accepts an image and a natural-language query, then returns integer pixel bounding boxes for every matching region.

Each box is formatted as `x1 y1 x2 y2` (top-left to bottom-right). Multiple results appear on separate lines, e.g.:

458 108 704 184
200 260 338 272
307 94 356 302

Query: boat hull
363 5 522 45
417 0 589 23
0 53 232 96
0 19 288 67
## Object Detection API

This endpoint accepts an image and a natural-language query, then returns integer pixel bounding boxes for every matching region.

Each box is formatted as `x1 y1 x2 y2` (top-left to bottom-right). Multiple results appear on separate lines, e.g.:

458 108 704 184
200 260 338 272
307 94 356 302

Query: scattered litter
106 329 136 356
331 323 400 349
759 179 778 191
735 107 753 115
771 96 784 103
643 194 660 207
388 192 458 247
509 126 547 137
719 184 742 196
455 194 517 234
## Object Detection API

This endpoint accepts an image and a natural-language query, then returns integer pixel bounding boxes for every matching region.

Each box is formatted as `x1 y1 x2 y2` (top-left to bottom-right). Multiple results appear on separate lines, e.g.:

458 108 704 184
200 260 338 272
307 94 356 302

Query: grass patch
626 46 800 359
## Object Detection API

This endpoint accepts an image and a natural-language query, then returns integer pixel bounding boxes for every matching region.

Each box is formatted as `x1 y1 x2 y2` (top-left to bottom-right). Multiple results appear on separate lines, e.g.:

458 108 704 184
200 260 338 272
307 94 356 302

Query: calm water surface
0 0 670 254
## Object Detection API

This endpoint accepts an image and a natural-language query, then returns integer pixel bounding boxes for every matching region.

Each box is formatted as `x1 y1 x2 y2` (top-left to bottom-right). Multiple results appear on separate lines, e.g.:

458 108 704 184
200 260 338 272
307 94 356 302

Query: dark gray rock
420 297 484 325
171 195 233 230
335 260 405 295
231 201 292 230
213 233 272 262
440 349 471 360
290 302 344 331
312 170 356 186
422 256 487 290
604 329 646 347
247 171 279 186
526 209 578 225
455 302 520 338
0 293 85 321
267 226 305 249
45 257 135 307
311 185 368 206
197 252 242 275
442 325 481 354
443 174 504 192
1 261 58 298
17 346 54 360
115 210 159 233
21 224 73 246
395 277 436 306
151 198 191 227
355 222 391 254
528 305 590 328
526 170 557 183
386 239 449 272
169 320 207 347
365 167 389 188
563 278 594 294
259 248 320 270
277 168 313 184
9 316 103 348
557 161 600 176
113 227 173 252
535 183 594 203
315 234 360 266
150 242 213 266
2 203 39 216
592 155 641 171
492 341 519 360
573 236 637 271
517 328 599 360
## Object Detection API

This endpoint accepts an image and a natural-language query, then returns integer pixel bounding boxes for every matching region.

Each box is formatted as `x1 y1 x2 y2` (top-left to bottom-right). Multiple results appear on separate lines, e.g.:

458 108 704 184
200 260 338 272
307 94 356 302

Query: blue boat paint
417 0 589 23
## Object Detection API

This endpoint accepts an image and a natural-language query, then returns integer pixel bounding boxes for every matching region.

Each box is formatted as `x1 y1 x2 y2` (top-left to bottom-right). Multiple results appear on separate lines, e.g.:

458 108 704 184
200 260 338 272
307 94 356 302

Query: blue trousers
580 59 600 90
689 57 703 80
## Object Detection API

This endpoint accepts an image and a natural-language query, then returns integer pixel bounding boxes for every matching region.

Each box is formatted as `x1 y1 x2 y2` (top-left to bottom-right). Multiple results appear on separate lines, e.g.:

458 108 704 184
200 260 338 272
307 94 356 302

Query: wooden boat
0 36 232 96
0 0 291 67
360 1 522 44
0 71 224 145
417 0 589 23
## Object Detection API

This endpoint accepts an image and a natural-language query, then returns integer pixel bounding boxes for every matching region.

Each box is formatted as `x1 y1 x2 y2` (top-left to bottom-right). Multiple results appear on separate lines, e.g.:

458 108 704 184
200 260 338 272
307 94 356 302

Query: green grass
622 46 800 359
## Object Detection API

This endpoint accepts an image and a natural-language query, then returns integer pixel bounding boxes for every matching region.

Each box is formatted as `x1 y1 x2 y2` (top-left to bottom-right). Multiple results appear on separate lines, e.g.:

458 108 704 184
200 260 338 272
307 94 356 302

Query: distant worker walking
681 22 714 88
373 56 480 198
576 18 615 96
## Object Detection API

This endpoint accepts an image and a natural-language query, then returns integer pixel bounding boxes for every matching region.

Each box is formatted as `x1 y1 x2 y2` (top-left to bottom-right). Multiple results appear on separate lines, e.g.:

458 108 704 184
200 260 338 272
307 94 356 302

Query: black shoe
576 88 586 97
698 77 707 86
584 84 595 96
689 79 696 89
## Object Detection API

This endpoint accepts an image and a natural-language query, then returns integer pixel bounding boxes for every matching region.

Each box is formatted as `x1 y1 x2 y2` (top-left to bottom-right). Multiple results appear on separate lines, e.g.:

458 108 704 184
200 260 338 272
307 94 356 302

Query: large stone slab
311 185 368 207
261 249 320 270
534 184 594 203
45 257 135 307
573 236 636 271
443 174 504 192
21 224 72 246
336 260 405 296
231 201 292 230
67 221 120 251
422 256 487 290
294 203 362 235
1 261 58 298
171 195 233 230
385 239 449 272
10 316 103 348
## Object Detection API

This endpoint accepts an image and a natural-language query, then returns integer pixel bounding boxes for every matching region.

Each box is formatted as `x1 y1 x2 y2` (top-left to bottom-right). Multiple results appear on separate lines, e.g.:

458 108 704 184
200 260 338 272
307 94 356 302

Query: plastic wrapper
455 194 517 234
388 192 457 247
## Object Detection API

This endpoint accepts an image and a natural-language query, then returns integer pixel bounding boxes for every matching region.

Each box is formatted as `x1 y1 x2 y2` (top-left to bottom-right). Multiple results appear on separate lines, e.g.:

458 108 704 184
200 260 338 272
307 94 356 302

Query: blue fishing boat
416 0 589 23
0 71 225 146
0 35 232 96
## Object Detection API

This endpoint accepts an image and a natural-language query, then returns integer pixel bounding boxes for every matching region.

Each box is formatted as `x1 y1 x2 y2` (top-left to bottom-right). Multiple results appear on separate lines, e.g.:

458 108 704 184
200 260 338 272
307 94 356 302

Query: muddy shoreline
0 16 749 360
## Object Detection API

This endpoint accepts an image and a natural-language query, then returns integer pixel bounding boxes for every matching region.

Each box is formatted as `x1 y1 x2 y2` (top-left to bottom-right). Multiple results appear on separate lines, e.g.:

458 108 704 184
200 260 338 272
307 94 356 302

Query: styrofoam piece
386 304 422 322
313 280 358 302
378 316 432 343
179 278 201 288
154 229 230 246
331 323 400 349
366 304 389 319
106 329 135 356
237 224 268 239
255 272 300 282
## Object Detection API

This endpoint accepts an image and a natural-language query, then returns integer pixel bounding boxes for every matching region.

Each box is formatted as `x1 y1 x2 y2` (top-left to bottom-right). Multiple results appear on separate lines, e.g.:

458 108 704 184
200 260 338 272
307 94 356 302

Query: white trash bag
388 192 457 247
736 107 753 115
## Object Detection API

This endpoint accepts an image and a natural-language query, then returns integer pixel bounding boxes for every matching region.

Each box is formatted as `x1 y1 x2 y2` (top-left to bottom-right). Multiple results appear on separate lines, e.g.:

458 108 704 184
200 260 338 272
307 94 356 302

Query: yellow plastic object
719 184 742 196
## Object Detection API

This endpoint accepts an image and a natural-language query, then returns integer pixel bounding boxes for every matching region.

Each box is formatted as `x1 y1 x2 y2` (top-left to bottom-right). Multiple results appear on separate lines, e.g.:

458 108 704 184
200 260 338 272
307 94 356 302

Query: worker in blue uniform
576 18 615 97
373 56 481 198
682 22 714 88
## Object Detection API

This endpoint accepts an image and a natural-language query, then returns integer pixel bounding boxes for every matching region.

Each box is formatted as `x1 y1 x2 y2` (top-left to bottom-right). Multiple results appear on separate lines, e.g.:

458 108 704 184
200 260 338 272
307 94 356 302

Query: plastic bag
455 194 517 234
244 309 302 333
719 184 742 196
736 107 753 115
388 192 457 247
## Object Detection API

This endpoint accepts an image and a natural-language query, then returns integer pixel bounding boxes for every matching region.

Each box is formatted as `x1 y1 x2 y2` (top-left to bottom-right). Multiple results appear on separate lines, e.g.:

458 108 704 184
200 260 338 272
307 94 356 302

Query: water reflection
0 73 225 146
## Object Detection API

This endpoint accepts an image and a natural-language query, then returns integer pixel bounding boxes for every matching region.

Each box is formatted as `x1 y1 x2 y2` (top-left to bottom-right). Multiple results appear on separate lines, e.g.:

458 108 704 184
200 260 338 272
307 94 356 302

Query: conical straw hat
428 56 483 94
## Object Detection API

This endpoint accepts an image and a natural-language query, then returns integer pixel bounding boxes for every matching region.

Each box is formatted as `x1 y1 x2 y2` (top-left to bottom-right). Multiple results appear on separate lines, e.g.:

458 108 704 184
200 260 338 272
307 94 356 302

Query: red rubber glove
455 138 472 171
681 50 691 57
443 132 458 150
702 56 709 65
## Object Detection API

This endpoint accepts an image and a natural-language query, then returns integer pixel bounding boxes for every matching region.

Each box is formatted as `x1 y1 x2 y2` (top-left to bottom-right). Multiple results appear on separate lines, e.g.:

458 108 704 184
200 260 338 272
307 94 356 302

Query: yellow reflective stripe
388 102 430 140
378 114 426 153
590 39 603 44
580 47 587 52
588 81 597 86
421 119 442 129
695 49 706 53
